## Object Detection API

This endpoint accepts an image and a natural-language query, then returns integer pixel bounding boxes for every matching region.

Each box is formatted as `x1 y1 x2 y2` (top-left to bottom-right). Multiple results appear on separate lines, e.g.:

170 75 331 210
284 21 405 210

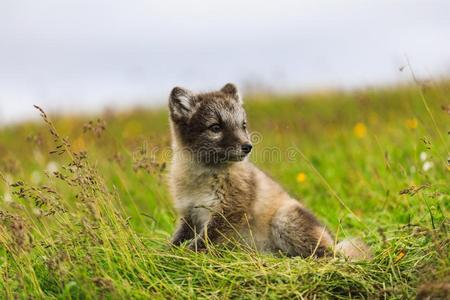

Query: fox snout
241 143 253 155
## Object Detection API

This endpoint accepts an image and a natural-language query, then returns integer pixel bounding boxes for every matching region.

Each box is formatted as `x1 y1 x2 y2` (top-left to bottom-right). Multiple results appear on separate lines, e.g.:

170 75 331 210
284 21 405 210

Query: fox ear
169 87 196 120
221 83 242 104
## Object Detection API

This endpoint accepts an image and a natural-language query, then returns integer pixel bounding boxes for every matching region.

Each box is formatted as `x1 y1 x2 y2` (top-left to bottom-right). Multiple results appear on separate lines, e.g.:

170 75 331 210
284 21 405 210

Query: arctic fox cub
168 83 369 259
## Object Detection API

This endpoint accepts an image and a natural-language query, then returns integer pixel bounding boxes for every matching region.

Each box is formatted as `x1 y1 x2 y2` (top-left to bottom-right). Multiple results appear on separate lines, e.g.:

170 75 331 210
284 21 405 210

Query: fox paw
187 240 208 252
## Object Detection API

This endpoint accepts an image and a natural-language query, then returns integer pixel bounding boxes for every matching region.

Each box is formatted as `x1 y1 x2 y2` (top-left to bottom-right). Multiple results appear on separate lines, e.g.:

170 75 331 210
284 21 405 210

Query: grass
0 80 448 299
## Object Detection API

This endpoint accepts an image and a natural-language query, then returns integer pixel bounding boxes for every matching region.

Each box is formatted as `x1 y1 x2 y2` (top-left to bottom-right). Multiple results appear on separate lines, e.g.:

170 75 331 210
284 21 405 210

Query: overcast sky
1 0 450 123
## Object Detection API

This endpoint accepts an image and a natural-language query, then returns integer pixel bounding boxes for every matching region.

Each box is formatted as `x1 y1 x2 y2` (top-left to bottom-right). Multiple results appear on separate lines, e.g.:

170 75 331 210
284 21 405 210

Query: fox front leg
171 216 196 246
188 211 243 252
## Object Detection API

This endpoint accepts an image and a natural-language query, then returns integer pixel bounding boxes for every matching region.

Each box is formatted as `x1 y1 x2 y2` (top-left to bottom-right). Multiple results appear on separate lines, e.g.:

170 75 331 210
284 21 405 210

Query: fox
168 83 370 259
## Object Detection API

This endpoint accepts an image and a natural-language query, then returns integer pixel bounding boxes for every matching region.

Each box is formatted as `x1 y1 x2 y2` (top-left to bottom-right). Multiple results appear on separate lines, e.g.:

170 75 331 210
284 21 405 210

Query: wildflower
419 152 434 172
420 152 427 161
405 118 418 129
394 250 406 263
422 161 433 172
46 161 59 175
3 192 13 204
296 172 306 183
353 122 367 139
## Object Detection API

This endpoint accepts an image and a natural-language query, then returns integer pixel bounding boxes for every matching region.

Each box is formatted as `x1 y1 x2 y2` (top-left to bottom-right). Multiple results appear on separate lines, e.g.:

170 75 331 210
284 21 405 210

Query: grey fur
168 83 369 259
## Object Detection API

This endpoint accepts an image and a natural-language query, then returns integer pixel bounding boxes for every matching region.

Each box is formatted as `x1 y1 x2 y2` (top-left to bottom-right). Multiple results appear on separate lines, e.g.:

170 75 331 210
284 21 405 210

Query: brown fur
168 83 368 259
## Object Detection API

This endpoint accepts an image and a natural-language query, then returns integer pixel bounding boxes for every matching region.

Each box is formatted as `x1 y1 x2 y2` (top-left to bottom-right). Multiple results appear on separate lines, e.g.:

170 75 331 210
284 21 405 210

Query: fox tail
335 238 372 261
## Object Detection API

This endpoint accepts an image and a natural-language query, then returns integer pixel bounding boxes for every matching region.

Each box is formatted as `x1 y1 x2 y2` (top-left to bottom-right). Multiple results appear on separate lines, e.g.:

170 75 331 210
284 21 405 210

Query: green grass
0 81 448 299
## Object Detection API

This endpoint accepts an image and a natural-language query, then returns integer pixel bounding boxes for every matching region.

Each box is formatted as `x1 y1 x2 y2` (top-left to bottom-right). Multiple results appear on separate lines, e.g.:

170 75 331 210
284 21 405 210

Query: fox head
169 83 252 166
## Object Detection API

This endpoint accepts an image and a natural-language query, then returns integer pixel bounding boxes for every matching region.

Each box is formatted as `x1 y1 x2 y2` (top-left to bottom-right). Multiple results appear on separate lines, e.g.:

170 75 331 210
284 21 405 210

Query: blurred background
1 0 449 124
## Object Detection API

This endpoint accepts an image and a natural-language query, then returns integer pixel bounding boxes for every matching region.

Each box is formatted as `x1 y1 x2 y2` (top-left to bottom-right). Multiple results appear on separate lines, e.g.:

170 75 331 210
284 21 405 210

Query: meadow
0 81 448 299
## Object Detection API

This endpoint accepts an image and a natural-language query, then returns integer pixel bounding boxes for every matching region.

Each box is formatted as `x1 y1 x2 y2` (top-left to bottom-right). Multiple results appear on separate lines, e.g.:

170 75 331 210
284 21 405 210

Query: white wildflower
46 161 59 175
3 192 13 204
420 152 427 161
422 161 433 172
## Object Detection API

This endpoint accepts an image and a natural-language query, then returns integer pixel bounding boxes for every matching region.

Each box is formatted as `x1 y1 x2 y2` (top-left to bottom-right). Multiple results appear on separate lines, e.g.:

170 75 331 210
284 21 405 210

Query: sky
1 0 450 123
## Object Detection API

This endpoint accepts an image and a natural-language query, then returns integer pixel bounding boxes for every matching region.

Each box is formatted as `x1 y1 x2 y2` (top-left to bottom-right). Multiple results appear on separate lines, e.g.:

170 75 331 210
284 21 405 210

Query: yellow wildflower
394 250 406 263
296 172 306 183
405 118 418 129
353 122 367 139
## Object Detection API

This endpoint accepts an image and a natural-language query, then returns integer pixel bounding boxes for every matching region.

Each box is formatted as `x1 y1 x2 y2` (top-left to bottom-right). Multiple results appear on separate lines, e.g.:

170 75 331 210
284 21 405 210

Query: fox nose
241 143 253 154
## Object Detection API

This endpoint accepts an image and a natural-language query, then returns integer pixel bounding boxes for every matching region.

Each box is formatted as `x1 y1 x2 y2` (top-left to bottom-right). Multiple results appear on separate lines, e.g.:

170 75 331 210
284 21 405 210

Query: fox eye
208 124 221 133
242 121 247 130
